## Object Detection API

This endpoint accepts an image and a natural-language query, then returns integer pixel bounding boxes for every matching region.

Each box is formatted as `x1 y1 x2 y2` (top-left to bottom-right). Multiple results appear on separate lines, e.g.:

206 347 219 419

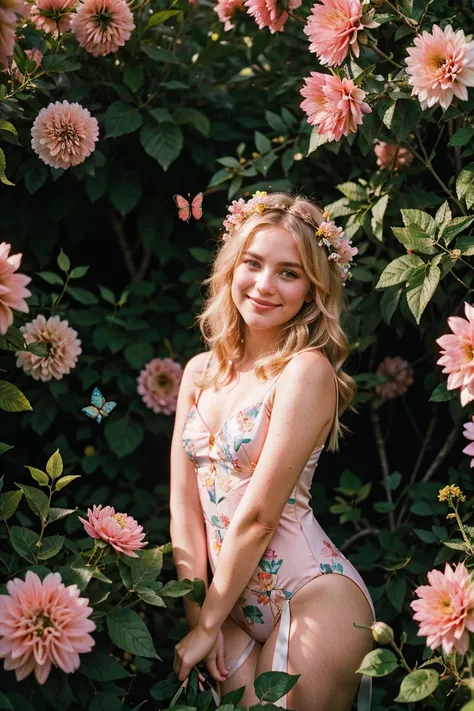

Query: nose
255 268 276 294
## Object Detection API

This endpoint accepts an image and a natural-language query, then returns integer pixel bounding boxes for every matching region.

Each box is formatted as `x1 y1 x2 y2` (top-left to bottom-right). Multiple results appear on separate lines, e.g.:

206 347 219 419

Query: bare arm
170 351 210 630
197 352 337 633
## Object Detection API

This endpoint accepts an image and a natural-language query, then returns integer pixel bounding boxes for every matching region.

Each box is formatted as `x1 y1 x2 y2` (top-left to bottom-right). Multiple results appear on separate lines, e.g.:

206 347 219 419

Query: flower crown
221 191 357 283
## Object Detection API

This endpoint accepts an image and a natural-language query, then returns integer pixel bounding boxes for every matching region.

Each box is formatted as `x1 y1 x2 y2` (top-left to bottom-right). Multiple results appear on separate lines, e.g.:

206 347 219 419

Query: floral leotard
182 350 375 710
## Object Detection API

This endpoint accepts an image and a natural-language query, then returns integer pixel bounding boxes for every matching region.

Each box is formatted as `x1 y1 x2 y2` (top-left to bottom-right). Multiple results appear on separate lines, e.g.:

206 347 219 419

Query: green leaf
27 342 49 357
140 121 183 171
57 249 70 273
107 609 160 659
69 265 89 279
136 586 166 606
0 147 14 186
254 131 271 154
0 443 13 455
456 163 474 210
89 692 124 711
307 128 331 155
254 671 300 702
336 182 367 202
160 580 193 598
98 285 116 304
386 576 406 612
207 167 230 188
60 557 93 591
400 209 437 236
441 539 471 551
0 119 18 139
55 475 81 492
449 125 474 147
79 648 132 681
182 577 206 606
15 483 49 520
391 225 436 254
109 169 141 216
175 108 210 137
4 326 26 350
372 194 389 225
47 507 76 524
105 418 144 459
37 535 65 560
189 247 211 263
124 342 154 369
355 648 398 677
406 263 440 324
376 254 425 289
441 216 474 245
380 285 402 325
265 110 288 134
10 526 40 564
66 286 99 305
435 200 452 227
46 449 63 480
131 546 164 588
0 691 14 710
0 381 32 412
0 490 22 521
37 271 64 286
144 9 180 30
457 234 474 256
429 382 456 402
386 472 402 490
25 466 49 486
394 669 439 702
141 45 184 64
104 101 143 138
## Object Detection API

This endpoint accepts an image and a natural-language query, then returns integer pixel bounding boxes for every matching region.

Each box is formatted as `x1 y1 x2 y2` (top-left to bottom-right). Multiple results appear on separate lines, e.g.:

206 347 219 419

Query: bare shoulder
274 349 337 416
179 351 211 402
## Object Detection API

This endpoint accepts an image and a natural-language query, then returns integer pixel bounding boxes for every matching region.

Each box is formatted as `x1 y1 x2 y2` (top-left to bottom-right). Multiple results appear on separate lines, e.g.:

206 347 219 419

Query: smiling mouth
248 296 280 307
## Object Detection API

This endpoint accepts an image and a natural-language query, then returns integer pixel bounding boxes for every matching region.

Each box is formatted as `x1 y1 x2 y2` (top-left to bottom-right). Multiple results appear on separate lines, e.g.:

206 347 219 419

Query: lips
248 296 279 307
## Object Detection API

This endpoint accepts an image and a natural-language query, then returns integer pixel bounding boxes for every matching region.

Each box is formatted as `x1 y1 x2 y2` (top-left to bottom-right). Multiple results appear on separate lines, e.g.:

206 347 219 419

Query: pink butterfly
174 192 203 222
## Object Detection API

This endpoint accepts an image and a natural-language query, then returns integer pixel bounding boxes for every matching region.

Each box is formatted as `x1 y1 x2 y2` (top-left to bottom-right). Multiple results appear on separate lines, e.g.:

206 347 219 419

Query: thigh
219 615 263 707
256 574 374 711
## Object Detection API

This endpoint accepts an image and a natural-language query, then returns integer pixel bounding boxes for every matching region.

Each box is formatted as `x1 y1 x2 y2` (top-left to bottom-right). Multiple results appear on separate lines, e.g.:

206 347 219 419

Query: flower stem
366 41 403 69
390 639 413 673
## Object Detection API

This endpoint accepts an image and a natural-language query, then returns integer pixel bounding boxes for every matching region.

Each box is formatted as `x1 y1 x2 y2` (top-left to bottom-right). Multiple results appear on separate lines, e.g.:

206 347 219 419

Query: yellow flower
438 485 466 502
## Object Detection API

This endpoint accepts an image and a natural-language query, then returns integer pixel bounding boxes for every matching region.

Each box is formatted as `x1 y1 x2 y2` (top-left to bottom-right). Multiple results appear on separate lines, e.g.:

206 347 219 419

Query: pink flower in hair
411 562 474 655
79 504 147 557
374 141 414 171
245 0 301 33
0 570 95 685
214 0 245 30
375 356 414 400
71 0 135 57
29 0 77 36
0 242 31 336
436 302 474 406
405 24 474 110
304 0 379 67
300 72 371 142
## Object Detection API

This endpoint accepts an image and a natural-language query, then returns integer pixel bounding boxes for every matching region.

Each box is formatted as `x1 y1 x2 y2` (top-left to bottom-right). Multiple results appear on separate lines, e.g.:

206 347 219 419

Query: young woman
169 192 375 711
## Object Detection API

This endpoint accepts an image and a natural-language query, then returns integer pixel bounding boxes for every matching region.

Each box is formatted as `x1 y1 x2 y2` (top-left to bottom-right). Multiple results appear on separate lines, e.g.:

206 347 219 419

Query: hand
174 624 224 682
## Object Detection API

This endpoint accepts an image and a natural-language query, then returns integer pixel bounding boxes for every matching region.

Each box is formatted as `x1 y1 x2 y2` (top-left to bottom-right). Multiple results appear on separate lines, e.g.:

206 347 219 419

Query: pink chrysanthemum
245 0 301 33
0 0 24 66
29 0 77 35
137 357 183 415
0 570 95 685
71 0 134 56
436 302 474 406
374 141 414 171
31 100 99 170
79 504 147 558
214 0 245 30
10 47 42 81
462 418 474 468
16 314 82 381
304 0 379 67
405 24 474 110
0 242 31 336
411 562 474 656
300 72 371 141
375 356 414 400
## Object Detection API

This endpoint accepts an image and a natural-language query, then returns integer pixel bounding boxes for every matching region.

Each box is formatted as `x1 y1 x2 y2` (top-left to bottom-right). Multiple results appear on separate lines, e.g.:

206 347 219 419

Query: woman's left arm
174 352 337 680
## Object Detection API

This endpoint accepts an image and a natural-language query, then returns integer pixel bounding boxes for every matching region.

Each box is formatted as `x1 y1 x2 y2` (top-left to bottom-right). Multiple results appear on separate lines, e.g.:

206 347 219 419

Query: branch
420 423 462 483
136 250 152 282
370 404 395 531
108 206 137 281
340 527 381 552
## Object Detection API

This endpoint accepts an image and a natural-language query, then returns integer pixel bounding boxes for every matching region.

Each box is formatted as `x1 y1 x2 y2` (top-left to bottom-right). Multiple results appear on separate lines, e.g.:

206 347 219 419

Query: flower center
112 513 128 528
463 341 474 362
155 373 172 392
93 10 112 31
34 612 55 637
54 122 80 152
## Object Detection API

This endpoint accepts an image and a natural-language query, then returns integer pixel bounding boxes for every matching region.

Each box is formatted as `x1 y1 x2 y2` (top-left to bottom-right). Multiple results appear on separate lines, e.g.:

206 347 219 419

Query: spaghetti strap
195 350 213 406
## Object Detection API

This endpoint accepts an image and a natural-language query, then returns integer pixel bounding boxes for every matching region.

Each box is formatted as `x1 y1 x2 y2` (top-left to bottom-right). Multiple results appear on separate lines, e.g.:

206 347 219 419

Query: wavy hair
194 192 356 451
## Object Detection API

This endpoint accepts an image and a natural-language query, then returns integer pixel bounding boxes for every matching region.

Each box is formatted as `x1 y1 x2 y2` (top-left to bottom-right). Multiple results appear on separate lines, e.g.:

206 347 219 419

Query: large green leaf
406 263 440 323
254 671 300 702
140 121 183 171
107 609 160 659
104 101 143 138
376 254 425 289
10 526 40 564
400 209 438 236
456 162 474 210
0 490 22 521
394 669 439 702
105 417 144 458
37 535 65 560
79 648 132 681
0 381 32 412
15 483 49 520
356 648 398 677
46 449 63 480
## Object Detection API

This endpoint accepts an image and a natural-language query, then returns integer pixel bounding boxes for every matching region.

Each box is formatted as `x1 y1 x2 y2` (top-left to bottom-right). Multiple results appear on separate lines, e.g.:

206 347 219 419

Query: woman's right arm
169 352 209 631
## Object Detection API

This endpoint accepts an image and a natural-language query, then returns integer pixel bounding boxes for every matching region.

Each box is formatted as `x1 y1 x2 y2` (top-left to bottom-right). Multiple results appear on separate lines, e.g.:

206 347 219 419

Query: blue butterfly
82 387 117 424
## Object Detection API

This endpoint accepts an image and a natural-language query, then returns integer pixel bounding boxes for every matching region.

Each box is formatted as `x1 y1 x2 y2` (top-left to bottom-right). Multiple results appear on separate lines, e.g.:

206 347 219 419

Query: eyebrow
243 250 303 269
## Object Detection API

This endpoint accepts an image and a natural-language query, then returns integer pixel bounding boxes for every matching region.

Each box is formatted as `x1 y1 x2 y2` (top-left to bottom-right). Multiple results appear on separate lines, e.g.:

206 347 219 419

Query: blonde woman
169 192 375 711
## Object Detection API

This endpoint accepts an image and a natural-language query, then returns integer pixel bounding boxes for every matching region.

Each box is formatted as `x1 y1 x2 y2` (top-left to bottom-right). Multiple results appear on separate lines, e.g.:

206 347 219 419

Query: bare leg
219 615 263 707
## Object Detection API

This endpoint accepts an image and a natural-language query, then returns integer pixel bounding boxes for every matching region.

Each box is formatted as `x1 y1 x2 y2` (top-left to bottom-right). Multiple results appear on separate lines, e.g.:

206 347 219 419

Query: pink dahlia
10 47 43 81
405 24 474 110
411 562 474 655
31 100 99 170
0 570 95 685
304 0 379 67
300 72 371 142
137 357 183 415
0 0 23 67
71 0 135 57
79 504 147 558
462 418 474 468
214 0 245 30
374 141 414 171
16 314 82 381
375 356 414 400
436 302 474 406
245 0 301 33
29 0 77 35
0 242 31 336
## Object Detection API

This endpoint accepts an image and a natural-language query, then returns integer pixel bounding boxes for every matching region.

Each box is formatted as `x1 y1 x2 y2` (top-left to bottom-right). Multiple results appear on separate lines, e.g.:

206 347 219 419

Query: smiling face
231 225 313 337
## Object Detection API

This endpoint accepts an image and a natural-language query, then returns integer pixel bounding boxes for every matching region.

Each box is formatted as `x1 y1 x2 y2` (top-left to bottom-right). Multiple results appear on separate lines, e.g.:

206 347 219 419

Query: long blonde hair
194 192 356 451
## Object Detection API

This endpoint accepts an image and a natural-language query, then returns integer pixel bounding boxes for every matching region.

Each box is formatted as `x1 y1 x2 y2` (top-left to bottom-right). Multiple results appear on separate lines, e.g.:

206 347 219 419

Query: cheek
232 267 252 292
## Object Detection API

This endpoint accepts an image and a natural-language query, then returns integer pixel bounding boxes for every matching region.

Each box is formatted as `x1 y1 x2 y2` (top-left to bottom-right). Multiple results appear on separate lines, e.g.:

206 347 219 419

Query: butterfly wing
191 192 203 221
90 387 106 409
174 194 191 222
82 405 100 420
101 401 117 416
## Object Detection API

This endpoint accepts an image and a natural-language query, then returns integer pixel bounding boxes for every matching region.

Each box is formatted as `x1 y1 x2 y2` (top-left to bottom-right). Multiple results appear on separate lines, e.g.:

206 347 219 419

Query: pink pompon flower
462 418 474 467
304 0 379 67
0 242 31 336
71 0 135 56
10 47 43 81
31 100 99 170
300 72 371 142
16 314 82 381
374 141 414 171
405 24 474 110
436 302 474 406
79 504 147 558
245 0 301 33
137 357 183 415
0 570 95 685
214 0 245 30
375 356 414 400
411 562 474 656
0 0 24 67
29 0 77 36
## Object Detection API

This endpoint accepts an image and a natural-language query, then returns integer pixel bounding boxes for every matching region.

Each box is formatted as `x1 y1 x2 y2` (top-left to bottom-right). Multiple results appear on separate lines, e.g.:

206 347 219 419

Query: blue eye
243 259 298 279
